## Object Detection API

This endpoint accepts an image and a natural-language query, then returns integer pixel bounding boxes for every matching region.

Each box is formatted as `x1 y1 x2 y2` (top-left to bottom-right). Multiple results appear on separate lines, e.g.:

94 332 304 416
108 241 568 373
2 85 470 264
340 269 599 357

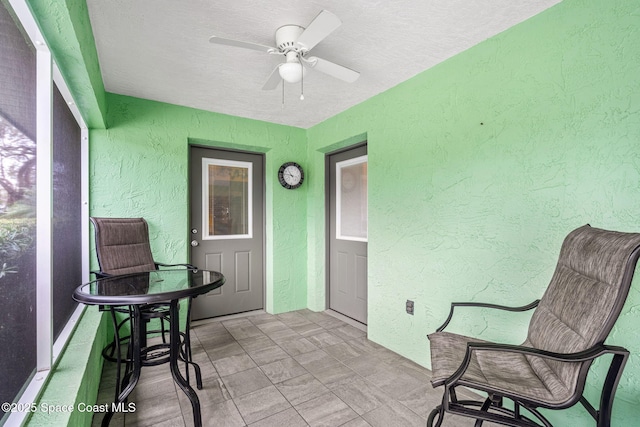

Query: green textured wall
89 94 308 314
23 0 640 424
26 307 108 426
307 0 640 424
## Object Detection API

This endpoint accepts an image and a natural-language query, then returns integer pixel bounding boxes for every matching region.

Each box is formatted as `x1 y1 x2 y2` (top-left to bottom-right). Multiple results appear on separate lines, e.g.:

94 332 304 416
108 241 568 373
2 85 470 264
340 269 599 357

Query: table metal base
101 301 202 427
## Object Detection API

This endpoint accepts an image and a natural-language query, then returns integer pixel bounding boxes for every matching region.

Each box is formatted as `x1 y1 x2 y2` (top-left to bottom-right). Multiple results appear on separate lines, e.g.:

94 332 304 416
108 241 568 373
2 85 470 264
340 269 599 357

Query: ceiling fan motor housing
275 25 305 52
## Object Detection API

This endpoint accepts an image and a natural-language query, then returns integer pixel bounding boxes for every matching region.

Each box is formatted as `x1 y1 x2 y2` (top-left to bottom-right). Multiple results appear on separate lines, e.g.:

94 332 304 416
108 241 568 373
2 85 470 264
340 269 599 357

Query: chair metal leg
102 306 143 427
181 296 202 389
427 386 453 427
427 405 444 427
597 352 629 427
179 330 203 390
108 307 122 402
473 396 493 427
436 387 553 427
160 317 167 344
168 300 202 427
472 394 504 427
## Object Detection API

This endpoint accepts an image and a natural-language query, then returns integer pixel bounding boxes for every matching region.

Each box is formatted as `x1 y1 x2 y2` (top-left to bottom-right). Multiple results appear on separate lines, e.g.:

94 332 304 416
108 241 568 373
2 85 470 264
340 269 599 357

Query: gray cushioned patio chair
91 217 201 391
427 224 640 427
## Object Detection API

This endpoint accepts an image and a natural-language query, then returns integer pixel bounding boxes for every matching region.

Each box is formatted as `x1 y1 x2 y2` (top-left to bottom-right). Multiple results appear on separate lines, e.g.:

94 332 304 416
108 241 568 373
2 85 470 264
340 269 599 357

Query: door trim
188 144 267 314
324 142 368 313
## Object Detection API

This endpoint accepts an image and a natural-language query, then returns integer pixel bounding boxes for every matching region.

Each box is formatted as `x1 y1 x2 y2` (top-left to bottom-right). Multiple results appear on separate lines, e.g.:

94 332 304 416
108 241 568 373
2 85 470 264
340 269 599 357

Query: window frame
4 0 89 424
335 154 368 242
201 157 254 240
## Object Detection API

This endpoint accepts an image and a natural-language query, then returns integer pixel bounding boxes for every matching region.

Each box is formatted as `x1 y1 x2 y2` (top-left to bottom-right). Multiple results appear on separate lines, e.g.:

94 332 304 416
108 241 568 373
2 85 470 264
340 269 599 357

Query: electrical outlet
406 299 414 315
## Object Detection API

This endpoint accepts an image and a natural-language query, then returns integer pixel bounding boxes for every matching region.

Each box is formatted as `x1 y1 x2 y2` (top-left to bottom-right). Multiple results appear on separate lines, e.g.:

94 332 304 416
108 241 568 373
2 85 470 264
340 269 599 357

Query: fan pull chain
282 76 285 108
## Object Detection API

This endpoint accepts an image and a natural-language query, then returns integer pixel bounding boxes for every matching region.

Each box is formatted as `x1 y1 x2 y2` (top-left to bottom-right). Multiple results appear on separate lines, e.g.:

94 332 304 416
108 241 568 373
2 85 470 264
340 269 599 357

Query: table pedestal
101 301 202 427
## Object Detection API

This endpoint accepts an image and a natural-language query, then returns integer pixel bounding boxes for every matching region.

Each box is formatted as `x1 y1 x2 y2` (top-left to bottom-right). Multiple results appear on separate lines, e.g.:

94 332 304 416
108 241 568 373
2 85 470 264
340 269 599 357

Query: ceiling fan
209 10 360 92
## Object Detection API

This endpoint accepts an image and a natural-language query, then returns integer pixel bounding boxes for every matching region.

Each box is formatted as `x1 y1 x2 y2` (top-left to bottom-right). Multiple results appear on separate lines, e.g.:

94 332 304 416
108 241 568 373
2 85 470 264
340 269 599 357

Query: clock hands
284 168 300 182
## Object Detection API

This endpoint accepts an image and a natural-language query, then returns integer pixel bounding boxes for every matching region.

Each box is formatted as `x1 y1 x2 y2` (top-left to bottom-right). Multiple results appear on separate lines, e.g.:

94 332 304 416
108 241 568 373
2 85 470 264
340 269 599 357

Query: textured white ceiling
86 0 561 129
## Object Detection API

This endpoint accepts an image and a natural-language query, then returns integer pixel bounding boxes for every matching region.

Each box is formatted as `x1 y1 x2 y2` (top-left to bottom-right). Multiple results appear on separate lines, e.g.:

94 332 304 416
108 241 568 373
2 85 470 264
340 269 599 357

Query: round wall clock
278 162 304 189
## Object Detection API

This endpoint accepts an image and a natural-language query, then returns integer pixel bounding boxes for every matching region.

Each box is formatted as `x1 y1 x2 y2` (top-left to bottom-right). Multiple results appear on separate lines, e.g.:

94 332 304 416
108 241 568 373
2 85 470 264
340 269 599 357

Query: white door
189 146 264 319
328 145 368 324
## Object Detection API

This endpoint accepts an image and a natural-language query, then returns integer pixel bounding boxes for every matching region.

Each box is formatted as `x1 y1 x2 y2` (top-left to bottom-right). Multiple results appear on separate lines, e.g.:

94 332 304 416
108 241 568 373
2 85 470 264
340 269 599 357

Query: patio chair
90 217 202 390
427 224 640 427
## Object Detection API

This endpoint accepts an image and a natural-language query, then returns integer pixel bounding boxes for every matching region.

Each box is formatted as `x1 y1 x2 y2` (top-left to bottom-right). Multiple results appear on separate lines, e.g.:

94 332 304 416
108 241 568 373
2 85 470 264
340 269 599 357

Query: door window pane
0 0 38 411
336 155 367 241
202 158 252 239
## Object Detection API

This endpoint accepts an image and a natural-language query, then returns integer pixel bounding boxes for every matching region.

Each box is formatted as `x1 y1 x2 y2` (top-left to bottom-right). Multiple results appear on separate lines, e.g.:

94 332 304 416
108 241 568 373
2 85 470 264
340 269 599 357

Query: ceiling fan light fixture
278 62 307 83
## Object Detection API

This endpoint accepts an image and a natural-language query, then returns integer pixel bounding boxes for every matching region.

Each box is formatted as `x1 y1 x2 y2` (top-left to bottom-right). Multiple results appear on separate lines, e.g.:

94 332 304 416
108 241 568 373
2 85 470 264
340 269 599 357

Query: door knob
190 240 199 247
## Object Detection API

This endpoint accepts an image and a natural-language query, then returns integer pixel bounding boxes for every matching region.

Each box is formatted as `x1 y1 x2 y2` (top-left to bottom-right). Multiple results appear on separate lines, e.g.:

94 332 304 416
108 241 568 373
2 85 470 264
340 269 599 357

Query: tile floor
93 309 494 427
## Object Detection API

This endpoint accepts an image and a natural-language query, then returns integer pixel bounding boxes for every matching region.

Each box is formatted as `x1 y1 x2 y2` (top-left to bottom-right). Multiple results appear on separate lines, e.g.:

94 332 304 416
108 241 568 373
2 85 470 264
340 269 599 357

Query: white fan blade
262 65 282 90
303 56 360 83
296 10 342 51
209 36 276 54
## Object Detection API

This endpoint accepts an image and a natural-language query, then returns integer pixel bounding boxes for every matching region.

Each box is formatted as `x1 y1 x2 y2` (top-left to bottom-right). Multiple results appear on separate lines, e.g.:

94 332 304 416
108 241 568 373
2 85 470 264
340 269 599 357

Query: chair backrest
91 217 157 276
526 224 640 394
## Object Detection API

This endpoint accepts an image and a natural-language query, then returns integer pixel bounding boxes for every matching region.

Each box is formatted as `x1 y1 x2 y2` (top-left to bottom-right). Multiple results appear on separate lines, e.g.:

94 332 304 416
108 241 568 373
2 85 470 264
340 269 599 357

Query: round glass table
73 269 225 427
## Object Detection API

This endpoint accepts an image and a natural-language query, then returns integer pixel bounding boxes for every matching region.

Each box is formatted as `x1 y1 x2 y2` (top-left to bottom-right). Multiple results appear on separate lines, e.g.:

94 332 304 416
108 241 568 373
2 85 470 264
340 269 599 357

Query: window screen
0 0 38 411
52 83 81 340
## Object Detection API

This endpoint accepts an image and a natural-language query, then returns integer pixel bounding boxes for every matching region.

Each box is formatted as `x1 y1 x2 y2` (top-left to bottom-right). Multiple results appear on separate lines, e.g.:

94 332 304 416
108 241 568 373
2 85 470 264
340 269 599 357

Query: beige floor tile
247 407 307 427
362 400 425 427
93 309 471 427
259 357 307 383
221 367 272 398
233 385 291 424
295 392 359 427
275 373 330 406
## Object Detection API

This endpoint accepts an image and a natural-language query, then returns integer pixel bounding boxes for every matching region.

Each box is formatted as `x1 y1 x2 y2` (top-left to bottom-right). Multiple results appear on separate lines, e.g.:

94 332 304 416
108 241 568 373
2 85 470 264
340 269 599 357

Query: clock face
278 162 304 189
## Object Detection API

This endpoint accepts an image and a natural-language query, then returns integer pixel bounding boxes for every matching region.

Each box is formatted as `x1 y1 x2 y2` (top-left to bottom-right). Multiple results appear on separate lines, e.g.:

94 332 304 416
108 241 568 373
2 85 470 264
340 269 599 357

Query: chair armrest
445 341 629 386
155 262 196 270
436 300 540 332
467 342 628 362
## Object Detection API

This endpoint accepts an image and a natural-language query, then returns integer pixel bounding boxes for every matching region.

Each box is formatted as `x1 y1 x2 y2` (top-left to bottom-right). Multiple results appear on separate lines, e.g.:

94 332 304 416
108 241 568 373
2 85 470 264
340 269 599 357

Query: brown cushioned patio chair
91 217 201 391
427 224 640 427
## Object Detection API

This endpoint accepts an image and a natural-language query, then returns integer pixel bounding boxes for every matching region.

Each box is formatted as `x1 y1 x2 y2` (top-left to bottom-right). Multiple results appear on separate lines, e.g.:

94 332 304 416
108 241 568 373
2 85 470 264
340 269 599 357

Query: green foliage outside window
0 114 36 279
